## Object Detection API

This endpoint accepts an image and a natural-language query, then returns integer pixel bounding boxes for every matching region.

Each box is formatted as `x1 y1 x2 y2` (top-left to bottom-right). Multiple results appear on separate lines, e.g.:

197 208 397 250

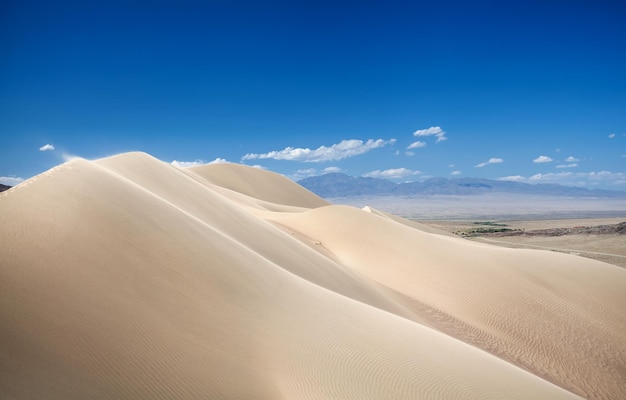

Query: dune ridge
1 152 624 399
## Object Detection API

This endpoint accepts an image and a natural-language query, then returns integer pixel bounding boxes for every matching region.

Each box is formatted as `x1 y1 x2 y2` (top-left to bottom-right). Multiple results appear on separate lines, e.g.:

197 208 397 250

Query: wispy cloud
289 168 318 181
171 158 228 168
39 144 55 151
413 126 447 143
608 133 616 138
450 170 461 176
533 155 553 163
407 141 426 150
172 160 205 168
0 176 24 186
363 168 421 180
61 153 81 162
500 171 626 188
556 163 578 169
475 157 503 168
242 138 396 162
565 156 579 162
499 175 525 182
323 166 343 173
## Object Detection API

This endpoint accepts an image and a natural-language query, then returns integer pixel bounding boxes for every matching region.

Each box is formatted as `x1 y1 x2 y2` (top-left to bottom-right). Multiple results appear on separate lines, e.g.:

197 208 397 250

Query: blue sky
1 0 625 189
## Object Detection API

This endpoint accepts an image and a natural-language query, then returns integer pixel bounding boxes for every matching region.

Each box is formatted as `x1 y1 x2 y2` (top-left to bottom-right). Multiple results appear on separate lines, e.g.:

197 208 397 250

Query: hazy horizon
329 194 626 220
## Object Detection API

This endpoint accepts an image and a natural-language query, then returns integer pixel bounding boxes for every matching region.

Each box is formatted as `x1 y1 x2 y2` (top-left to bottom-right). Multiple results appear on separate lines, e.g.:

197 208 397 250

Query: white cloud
407 140 426 149
172 159 205 168
450 170 461 176
289 168 318 181
39 144 55 151
448 164 455 168
323 166 342 173
0 176 24 186
413 126 447 142
533 155 553 163
500 171 626 188
499 175 525 182
363 168 421 180
528 172 576 184
171 157 228 168
608 133 616 138
475 157 503 168
209 158 229 164
565 156 579 162
405 151 415 156
296 168 317 175
556 163 578 169
242 138 396 163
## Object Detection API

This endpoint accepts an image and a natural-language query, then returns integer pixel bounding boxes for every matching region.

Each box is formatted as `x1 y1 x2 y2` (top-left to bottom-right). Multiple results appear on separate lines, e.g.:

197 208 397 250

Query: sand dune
1 152 624 399
187 161 329 209
269 205 626 398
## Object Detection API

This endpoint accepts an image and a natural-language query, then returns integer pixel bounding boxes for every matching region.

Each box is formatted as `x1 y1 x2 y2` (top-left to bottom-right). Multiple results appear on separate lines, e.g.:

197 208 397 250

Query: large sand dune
1 152 625 399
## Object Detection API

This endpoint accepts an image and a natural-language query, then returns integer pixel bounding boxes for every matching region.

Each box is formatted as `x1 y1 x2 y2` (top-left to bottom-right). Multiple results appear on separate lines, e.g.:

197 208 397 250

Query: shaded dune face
187 161 329 209
269 206 626 399
1 152 624 399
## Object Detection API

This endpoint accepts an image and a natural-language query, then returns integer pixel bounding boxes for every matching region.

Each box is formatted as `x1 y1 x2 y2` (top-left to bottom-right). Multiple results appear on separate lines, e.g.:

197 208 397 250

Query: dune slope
1 152 622 399
187 161 329 209
269 205 626 399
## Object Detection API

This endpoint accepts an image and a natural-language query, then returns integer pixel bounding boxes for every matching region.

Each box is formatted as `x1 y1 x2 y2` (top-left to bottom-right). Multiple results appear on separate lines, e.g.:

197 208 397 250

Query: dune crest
2 152 624 399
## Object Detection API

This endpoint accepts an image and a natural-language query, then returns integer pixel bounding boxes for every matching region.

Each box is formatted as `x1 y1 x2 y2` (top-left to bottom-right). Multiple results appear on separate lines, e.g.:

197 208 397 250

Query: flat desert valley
2 152 626 399
421 217 626 268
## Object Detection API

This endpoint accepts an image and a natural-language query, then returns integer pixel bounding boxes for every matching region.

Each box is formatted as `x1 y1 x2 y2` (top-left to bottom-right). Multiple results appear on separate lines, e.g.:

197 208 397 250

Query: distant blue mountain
298 173 626 198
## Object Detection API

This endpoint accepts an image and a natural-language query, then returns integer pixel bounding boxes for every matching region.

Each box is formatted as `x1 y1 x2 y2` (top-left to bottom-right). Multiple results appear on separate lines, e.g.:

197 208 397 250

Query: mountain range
298 173 626 198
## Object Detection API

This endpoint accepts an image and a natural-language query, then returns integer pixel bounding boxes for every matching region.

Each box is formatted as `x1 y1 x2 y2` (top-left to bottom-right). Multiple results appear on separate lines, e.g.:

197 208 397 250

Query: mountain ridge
298 173 626 198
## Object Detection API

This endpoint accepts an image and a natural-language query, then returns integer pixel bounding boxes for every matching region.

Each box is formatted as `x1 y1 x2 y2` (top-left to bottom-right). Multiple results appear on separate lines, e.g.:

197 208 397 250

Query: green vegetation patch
456 222 520 236
472 221 508 227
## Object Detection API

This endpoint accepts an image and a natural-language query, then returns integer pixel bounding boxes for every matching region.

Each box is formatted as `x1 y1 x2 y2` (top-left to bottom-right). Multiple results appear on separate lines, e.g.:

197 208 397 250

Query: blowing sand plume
2 152 625 399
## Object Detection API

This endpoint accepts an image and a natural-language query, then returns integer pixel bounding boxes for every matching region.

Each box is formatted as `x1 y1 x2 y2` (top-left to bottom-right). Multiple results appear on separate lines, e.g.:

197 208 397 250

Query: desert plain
419 218 626 268
1 152 625 399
